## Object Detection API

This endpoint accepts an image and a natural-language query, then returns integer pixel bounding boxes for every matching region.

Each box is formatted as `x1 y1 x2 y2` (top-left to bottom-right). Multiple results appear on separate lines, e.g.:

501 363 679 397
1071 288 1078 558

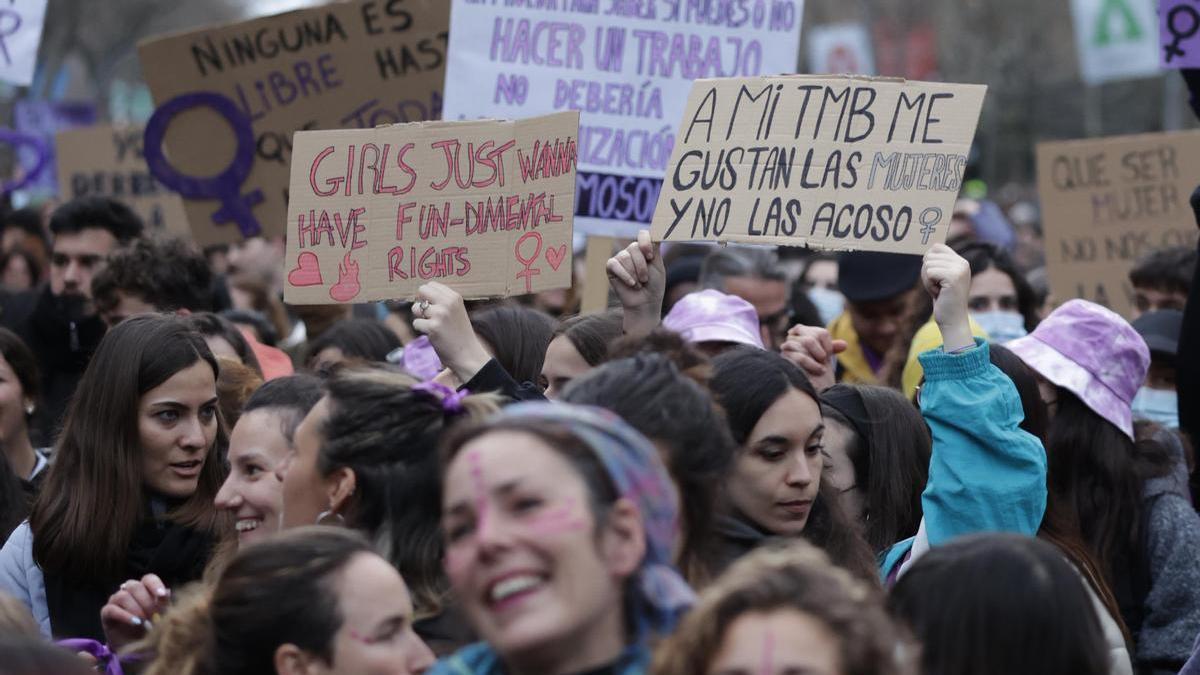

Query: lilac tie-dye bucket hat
1007 299 1149 439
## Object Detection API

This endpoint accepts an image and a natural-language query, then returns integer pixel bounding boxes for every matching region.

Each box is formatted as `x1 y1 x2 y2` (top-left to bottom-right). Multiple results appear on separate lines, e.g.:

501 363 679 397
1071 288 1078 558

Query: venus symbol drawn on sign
919 207 943 245
514 231 543 293
1164 3 1200 62
0 129 48 194
143 91 264 238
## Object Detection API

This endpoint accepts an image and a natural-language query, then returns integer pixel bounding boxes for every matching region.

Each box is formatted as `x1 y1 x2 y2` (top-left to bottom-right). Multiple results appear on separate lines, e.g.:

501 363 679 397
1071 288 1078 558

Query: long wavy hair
30 314 226 583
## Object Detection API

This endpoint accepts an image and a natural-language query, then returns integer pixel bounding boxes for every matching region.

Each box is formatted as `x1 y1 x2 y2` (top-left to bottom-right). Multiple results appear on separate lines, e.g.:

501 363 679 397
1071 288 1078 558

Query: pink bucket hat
1007 299 1149 439
662 289 764 350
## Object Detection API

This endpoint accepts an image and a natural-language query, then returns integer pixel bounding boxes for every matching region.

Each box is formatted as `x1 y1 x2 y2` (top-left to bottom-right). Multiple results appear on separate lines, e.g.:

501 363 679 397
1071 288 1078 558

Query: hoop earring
315 509 345 526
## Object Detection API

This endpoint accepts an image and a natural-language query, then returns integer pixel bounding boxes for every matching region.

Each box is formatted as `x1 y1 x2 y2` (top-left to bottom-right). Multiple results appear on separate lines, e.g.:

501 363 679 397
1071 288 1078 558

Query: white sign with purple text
0 0 47 87
442 0 804 236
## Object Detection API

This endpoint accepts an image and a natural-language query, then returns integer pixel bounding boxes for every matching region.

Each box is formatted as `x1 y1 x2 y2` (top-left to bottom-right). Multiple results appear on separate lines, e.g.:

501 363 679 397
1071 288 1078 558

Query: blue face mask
808 286 844 326
972 310 1027 344
1131 387 1178 429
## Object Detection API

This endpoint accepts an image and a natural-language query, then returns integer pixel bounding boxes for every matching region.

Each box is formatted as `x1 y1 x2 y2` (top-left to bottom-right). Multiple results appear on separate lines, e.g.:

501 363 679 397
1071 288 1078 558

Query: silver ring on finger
418 300 430 316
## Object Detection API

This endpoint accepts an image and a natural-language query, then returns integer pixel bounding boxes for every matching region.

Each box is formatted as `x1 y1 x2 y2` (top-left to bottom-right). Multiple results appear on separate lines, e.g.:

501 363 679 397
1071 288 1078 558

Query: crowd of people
0 185 1192 675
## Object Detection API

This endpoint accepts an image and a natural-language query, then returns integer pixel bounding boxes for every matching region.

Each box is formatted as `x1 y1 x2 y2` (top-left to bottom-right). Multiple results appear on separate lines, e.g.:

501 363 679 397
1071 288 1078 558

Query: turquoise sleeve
917 340 1047 546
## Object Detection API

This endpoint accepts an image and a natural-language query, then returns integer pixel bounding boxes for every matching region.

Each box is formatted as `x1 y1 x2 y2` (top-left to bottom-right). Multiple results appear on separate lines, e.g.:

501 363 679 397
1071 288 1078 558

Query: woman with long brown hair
0 314 226 640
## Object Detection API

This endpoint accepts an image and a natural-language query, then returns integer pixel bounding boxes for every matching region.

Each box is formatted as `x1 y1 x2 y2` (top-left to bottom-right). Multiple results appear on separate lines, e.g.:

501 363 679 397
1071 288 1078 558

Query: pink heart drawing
288 251 323 287
545 244 567 271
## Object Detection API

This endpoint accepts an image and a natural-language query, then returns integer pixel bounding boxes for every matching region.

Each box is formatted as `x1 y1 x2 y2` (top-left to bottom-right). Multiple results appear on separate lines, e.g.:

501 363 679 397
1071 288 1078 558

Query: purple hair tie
56 639 125 675
413 380 469 414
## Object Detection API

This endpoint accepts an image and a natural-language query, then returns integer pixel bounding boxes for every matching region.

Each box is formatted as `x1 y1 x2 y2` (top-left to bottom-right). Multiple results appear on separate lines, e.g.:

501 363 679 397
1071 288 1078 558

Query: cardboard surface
441 0 804 238
56 125 191 238
0 0 47 87
1070 0 1159 85
283 111 579 304
138 0 449 247
1160 0 1200 68
650 75 986 254
1036 130 1200 318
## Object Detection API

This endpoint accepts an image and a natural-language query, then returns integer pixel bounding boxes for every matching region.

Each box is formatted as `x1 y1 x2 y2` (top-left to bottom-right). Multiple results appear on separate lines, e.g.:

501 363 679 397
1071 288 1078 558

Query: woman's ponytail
139 585 215 675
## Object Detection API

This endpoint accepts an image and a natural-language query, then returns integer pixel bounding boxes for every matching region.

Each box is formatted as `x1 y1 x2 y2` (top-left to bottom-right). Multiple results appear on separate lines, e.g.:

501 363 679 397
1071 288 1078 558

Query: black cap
1131 309 1183 357
665 255 704 291
836 251 922 303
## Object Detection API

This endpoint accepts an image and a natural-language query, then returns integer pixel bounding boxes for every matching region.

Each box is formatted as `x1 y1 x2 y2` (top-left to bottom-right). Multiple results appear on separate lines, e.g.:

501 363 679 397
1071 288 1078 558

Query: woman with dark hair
279 367 499 652
819 384 931 553
0 249 41 292
985 342 1132 673
0 315 225 640
539 311 624 399
433 403 694 675
470 305 556 385
100 375 327 654
653 540 913 675
1007 300 1200 672
708 347 877 583
186 313 263 377
0 329 45 484
143 527 434 675
562 353 734 588
956 240 1039 341
889 534 1109 675
304 318 402 376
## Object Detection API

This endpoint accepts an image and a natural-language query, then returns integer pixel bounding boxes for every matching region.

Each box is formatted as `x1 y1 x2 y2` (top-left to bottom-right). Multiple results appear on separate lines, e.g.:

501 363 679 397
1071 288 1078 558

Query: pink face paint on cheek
468 451 492 537
348 629 376 645
519 496 588 537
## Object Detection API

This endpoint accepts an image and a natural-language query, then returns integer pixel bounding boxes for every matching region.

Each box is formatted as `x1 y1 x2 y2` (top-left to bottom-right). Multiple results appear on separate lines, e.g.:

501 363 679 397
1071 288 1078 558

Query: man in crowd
698 246 792 349
5 197 143 442
91 237 214 327
1129 246 1195 318
825 250 923 385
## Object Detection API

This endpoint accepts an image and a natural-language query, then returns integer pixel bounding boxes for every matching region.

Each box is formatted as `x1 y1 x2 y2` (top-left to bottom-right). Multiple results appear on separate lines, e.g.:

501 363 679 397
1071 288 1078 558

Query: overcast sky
248 0 327 18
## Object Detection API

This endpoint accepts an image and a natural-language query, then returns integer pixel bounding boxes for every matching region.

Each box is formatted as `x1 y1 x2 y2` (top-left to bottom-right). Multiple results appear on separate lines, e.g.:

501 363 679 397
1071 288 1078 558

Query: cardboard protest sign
1070 0 1159 85
138 0 449 247
283 111 579 304
0 0 47 87
12 100 98 195
441 0 804 238
650 75 986 254
56 125 190 238
1036 130 1200 317
808 23 875 75
1160 0 1200 68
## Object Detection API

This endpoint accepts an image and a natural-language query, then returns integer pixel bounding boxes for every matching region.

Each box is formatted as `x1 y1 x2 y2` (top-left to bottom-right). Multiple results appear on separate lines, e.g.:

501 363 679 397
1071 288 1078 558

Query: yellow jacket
828 312 880 385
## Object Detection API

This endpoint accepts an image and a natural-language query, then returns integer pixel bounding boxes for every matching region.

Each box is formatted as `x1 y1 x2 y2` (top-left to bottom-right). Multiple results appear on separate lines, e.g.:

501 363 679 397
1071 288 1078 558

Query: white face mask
972 310 1027 344
1131 387 1178 429
808 286 844 326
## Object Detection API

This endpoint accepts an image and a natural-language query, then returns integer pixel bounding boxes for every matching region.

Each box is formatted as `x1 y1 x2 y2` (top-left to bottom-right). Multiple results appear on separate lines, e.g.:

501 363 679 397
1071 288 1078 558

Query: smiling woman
433 403 694 675
0 315 227 641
